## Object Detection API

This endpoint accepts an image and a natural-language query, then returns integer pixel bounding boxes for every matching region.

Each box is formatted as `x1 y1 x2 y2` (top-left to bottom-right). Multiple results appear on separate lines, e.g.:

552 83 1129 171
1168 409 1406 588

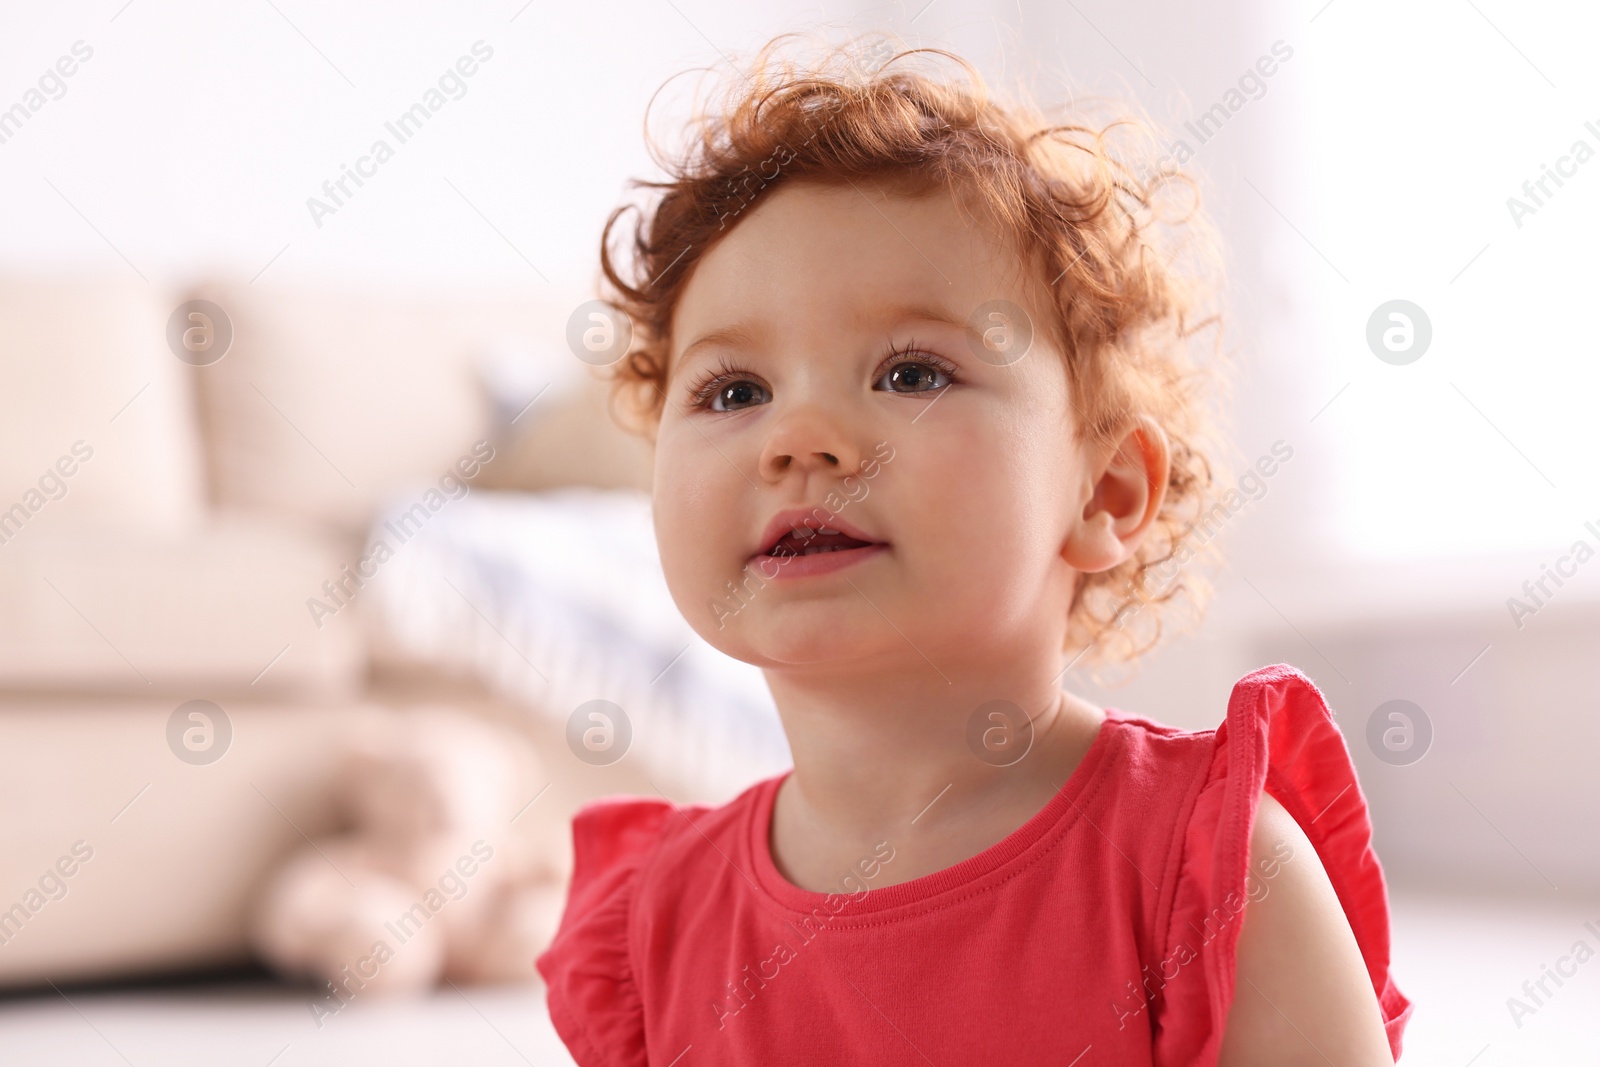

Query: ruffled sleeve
1156 664 1413 1064
536 795 675 1067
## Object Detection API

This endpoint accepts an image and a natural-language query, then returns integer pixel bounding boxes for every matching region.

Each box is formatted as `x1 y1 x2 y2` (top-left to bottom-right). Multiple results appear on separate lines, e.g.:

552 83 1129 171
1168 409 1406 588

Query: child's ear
1062 415 1170 574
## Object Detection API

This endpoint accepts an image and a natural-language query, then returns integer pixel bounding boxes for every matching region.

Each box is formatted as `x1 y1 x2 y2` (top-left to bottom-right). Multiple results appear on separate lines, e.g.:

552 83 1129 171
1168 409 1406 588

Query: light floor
1 892 1595 1065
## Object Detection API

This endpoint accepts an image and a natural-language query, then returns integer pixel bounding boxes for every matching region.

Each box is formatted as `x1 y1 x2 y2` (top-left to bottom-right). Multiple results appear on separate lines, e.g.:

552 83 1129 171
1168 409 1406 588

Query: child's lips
748 540 889 580
752 508 884 557
746 507 889 578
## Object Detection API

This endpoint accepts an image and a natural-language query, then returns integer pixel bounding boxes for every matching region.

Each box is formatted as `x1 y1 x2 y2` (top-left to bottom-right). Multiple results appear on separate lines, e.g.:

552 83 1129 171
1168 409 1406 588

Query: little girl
537 36 1412 1065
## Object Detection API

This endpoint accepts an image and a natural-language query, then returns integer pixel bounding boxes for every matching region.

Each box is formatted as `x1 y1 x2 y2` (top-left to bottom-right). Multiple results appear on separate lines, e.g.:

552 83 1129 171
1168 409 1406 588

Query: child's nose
757 406 864 481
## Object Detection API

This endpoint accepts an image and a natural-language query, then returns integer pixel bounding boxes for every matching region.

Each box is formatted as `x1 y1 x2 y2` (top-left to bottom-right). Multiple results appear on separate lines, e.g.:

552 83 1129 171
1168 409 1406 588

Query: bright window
1297 0 1597 559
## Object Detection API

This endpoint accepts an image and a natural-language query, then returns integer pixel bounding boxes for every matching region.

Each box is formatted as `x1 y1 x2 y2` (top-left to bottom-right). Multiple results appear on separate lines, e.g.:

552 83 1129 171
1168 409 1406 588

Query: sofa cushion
0 275 205 539
473 366 653 495
0 701 381 986
189 278 594 534
0 516 364 698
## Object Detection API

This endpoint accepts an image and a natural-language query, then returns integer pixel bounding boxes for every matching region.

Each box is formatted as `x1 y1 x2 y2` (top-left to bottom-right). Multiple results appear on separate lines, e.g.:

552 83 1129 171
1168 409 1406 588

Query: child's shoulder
533 781 773 1061
1104 661 1353 785
1099 661 1386 899
535 776 774 938
1122 662 1413 1061
550 777 766 891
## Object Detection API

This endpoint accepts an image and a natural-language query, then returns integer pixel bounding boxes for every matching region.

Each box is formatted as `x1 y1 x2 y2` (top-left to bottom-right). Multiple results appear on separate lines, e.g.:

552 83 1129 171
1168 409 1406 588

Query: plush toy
250 707 570 1008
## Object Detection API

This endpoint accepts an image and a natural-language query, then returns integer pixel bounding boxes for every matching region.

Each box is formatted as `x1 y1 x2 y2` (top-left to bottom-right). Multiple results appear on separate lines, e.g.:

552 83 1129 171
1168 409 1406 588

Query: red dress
536 664 1413 1064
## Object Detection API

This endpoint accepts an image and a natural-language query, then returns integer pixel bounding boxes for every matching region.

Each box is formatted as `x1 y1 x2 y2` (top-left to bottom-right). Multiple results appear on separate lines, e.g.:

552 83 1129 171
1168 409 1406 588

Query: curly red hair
596 33 1231 667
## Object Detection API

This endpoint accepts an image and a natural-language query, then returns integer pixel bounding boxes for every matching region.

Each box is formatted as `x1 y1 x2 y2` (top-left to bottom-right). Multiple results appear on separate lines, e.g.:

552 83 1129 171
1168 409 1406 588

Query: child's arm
1216 792 1397 1066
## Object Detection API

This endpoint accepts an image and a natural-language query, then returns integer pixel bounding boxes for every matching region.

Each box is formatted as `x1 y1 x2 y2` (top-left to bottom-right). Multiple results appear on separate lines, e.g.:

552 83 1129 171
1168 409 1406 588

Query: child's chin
748 617 899 666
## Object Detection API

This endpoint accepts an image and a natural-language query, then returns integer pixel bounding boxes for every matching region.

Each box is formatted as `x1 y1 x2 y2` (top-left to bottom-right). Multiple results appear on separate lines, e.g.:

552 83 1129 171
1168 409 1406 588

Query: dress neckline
744 708 1125 920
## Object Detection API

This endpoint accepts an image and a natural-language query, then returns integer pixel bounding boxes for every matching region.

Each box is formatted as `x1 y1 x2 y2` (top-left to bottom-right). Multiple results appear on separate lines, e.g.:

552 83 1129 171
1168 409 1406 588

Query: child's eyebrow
868 301 968 332
678 322 758 366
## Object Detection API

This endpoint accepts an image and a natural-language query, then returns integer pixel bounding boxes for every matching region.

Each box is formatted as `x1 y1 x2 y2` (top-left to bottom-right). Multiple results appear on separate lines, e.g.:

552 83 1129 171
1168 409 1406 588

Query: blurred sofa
0 272 653 988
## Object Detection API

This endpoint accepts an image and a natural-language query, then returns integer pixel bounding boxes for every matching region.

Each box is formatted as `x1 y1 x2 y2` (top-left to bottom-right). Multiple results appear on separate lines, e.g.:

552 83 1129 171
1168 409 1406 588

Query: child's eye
876 358 947 396
713 379 768 412
684 346 958 412
700 377 771 412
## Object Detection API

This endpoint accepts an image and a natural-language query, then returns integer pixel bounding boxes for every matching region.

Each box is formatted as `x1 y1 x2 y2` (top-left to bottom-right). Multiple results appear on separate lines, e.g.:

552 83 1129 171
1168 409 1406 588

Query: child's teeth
819 526 839 534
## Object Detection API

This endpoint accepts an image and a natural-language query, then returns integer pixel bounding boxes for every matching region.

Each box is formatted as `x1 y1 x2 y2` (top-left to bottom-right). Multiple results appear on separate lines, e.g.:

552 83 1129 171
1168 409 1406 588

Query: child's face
652 179 1104 671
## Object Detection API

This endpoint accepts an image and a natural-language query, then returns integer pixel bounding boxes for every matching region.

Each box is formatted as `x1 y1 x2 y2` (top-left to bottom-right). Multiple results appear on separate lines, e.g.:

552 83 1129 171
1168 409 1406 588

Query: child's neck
765 668 1108 893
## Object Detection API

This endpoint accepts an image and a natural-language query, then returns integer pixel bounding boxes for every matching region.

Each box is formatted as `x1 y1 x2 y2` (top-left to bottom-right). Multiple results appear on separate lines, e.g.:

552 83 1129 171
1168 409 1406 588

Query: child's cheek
657 431 755 584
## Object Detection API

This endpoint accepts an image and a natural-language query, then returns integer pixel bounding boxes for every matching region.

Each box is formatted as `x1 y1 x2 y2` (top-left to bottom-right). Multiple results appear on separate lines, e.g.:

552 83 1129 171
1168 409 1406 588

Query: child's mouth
749 516 889 579
770 527 876 555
